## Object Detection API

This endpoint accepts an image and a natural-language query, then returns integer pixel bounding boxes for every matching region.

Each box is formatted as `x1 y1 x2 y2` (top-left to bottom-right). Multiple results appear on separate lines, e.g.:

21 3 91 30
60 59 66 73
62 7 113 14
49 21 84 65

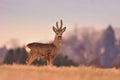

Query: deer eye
56 32 59 35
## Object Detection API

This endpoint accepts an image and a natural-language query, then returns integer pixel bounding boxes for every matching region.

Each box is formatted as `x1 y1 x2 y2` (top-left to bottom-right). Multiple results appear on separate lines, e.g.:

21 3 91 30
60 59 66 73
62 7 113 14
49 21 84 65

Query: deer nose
58 36 62 39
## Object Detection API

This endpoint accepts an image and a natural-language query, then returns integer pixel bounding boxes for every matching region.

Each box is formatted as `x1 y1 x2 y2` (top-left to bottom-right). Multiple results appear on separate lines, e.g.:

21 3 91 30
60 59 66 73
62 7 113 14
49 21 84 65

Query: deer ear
53 26 57 32
62 27 66 32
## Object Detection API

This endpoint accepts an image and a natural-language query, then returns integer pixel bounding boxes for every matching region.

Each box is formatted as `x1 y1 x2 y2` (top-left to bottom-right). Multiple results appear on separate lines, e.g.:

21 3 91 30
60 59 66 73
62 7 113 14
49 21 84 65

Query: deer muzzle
58 36 62 39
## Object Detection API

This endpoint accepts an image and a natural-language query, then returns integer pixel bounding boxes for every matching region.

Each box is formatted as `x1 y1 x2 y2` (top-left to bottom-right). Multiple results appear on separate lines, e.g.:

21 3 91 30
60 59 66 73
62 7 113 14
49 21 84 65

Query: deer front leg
37 55 41 61
46 55 54 66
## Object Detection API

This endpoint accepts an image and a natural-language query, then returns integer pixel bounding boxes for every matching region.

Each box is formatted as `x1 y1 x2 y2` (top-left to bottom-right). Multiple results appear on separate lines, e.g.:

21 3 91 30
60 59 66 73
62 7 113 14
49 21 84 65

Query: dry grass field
0 65 120 80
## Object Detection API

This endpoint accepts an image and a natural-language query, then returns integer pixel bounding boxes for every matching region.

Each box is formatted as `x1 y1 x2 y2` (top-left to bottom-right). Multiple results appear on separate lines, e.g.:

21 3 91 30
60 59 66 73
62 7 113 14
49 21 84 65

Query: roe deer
25 20 66 65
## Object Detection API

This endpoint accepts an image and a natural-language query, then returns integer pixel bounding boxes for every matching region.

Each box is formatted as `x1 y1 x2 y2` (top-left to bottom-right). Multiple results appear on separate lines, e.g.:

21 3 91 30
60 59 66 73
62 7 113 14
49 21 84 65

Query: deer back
26 42 58 56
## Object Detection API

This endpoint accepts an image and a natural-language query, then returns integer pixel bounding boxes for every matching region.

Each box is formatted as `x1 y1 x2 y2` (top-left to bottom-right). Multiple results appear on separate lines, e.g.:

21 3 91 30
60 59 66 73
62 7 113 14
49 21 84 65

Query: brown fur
25 20 66 65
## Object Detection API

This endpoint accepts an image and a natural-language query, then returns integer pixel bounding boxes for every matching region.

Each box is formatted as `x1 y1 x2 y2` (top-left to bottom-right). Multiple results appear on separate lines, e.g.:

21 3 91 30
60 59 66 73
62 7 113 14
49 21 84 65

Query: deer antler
60 19 63 29
56 21 59 29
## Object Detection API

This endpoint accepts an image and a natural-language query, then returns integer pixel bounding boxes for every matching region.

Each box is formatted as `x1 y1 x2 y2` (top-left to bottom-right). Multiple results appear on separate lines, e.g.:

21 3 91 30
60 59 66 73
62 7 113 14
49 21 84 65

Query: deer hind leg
26 55 32 65
26 55 37 65
26 51 37 65
25 46 33 65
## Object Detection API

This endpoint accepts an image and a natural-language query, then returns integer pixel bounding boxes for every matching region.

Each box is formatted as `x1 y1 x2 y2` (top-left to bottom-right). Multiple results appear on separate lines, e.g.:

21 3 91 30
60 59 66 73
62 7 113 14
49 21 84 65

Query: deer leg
47 55 53 66
26 55 37 65
47 59 50 65
37 55 41 61
26 50 33 64
26 55 32 65
26 54 31 64
26 50 39 65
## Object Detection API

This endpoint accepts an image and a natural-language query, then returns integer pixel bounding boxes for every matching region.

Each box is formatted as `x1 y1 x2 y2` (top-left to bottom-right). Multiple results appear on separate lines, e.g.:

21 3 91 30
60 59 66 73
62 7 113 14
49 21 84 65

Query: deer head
53 19 66 43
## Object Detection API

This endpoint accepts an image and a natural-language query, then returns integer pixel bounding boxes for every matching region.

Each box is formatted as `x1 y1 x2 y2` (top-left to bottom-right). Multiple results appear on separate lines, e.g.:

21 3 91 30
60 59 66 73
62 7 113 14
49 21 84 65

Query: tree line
3 25 120 68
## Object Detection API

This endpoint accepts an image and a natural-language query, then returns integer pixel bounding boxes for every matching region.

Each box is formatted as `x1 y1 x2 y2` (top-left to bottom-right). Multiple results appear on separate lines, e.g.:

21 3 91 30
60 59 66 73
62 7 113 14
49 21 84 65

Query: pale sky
0 0 120 47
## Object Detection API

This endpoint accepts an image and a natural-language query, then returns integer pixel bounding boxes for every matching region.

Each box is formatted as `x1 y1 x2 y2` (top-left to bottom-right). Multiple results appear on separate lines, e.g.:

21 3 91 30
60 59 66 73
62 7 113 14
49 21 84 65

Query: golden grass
0 65 120 80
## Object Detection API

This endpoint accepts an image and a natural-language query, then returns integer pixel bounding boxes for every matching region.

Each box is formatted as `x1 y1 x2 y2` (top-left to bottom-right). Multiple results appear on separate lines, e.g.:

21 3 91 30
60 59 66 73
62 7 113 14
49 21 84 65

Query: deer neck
53 36 62 49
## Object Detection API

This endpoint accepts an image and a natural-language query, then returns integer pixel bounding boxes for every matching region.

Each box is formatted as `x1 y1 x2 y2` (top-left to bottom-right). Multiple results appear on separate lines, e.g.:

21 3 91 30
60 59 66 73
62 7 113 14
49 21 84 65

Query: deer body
25 20 66 65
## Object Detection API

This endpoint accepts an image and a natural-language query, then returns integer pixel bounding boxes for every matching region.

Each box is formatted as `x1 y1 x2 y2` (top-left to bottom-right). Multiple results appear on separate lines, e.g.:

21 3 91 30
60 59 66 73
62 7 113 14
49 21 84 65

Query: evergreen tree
3 47 27 64
103 25 116 48
101 25 118 67
4 49 14 64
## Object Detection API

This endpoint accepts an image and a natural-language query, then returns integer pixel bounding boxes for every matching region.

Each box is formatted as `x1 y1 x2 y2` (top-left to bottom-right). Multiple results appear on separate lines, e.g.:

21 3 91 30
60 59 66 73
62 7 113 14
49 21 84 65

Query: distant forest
1 25 120 68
